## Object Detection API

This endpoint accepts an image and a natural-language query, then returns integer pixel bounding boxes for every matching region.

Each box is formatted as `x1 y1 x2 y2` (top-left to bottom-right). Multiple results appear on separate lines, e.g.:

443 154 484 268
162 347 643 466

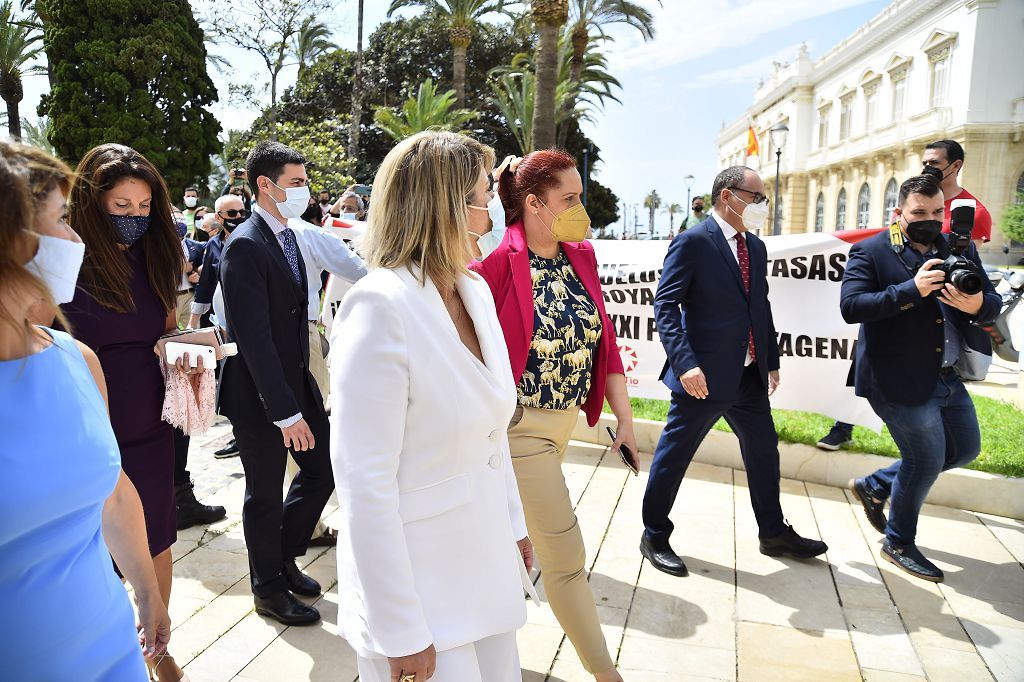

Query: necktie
735 232 757 363
279 228 302 285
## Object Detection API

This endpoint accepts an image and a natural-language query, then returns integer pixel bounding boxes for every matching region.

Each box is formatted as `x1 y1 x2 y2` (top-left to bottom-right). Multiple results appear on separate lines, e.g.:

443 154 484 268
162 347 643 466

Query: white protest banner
591 229 884 431
320 218 367 337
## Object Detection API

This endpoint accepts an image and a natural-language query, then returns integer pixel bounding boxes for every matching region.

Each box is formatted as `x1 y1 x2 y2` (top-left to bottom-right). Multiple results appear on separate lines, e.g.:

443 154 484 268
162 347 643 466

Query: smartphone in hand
606 426 639 476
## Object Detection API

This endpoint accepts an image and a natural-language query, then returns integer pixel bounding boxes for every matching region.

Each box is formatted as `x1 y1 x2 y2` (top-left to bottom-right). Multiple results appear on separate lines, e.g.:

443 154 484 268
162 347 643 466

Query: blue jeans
863 371 981 546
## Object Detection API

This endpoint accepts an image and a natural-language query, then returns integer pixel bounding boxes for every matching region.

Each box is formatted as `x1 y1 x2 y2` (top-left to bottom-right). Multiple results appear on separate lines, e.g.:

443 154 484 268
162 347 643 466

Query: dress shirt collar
711 209 742 242
254 203 289 236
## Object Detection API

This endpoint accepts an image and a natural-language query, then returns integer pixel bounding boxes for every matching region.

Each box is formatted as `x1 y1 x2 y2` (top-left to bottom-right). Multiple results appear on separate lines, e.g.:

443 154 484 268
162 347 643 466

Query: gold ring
400 675 416 682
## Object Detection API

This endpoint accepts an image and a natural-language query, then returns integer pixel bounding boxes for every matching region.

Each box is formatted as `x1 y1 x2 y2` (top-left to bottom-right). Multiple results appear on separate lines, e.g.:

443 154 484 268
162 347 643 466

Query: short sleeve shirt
518 251 602 410
943 189 991 242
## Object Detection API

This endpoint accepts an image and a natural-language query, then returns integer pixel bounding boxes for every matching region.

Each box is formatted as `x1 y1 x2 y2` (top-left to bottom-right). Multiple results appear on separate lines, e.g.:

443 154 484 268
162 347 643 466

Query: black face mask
222 217 244 232
903 217 943 246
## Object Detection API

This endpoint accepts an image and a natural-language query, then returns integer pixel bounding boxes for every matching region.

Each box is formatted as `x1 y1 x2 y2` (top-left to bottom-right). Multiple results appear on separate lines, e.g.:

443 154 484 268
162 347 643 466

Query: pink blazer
469 222 624 426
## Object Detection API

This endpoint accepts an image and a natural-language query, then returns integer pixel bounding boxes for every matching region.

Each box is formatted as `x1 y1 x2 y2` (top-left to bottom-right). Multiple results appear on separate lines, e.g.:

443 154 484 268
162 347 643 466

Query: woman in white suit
329 131 536 682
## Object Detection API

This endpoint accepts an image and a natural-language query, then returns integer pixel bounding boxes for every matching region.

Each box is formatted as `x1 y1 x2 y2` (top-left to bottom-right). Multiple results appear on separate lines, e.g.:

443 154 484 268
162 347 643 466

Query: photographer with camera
840 173 1000 582
923 139 991 249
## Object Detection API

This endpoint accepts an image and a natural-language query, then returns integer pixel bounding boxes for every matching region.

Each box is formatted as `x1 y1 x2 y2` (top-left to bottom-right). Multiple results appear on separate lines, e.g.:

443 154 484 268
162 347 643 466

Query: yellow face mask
539 199 591 243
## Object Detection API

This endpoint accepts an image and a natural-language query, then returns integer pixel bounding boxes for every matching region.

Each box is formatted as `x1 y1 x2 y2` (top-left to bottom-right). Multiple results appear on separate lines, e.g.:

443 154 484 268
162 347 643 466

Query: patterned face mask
110 214 152 246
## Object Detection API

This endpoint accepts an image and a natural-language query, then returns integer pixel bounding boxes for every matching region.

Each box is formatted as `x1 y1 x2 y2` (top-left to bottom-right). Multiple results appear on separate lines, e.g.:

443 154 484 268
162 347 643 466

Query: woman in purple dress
62 144 190 682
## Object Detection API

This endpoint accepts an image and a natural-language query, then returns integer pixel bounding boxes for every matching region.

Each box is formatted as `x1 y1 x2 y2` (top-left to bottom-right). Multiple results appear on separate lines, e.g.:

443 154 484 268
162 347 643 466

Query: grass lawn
615 395 1024 478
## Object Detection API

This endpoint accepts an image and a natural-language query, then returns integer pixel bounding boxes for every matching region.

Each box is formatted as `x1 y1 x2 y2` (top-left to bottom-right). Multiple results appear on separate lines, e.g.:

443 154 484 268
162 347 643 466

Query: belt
178 287 195 294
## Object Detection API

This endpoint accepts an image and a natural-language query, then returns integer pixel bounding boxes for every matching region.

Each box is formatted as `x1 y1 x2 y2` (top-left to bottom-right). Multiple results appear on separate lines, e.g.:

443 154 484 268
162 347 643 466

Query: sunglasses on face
218 208 250 219
728 187 769 205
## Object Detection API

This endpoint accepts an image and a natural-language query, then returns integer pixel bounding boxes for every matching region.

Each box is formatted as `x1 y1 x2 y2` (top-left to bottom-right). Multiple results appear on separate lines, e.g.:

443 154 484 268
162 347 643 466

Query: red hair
498 149 577 226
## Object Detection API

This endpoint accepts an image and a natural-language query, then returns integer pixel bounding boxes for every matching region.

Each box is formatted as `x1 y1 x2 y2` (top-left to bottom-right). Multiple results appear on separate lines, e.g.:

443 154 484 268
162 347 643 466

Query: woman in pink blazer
470 149 637 682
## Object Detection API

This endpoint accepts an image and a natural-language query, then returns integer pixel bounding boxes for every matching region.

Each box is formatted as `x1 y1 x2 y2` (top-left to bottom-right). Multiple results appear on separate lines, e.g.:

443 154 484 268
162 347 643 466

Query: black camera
937 199 984 295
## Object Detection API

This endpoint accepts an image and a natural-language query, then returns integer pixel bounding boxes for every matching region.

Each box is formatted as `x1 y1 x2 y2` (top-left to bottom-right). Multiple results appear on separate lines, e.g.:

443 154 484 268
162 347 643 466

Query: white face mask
26 233 86 304
728 193 770 232
184 196 198 208
475 194 507 259
267 179 311 219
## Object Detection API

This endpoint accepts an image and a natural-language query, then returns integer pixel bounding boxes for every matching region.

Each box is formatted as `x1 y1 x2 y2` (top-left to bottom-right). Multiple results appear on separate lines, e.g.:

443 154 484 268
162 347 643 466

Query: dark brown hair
497 149 577 225
69 144 180 313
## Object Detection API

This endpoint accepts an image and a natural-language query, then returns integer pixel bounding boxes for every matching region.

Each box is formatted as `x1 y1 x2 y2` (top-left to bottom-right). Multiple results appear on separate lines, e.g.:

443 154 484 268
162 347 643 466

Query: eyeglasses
728 187 769 205
217 209 250 219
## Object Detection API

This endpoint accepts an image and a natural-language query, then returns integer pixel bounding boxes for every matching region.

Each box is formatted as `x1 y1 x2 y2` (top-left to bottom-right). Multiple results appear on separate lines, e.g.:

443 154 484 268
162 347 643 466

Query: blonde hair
0 140 74 337
362 131 495 292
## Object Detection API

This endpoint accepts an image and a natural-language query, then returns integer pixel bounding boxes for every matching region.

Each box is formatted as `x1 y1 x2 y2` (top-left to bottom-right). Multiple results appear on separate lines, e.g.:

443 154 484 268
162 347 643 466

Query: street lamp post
769 123 789 236
684 174 695 232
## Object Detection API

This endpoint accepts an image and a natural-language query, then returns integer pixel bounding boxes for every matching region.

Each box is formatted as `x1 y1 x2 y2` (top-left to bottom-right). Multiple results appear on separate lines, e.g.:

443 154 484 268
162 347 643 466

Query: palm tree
643 189 661 236
374 78 478 141
0 0 45 140
388 0 507 109
347 0 365 173
492 30 619 149
293 15 337 78
530 0 568 150
663 202 681 233
559 0 657 138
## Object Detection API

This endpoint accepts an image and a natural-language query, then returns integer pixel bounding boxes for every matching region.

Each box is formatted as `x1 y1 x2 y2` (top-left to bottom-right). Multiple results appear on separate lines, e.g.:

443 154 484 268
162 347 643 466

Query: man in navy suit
641 166 827 576
842 174 999 582
218 141 334 625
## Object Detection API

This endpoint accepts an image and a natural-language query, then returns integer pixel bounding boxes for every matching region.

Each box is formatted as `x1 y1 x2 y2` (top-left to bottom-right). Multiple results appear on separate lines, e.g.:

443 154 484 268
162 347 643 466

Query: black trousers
233 398 334 597
643 363 786 543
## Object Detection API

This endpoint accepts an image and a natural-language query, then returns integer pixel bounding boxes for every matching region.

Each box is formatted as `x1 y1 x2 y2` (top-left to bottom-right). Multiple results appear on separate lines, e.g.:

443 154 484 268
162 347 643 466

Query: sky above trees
19 0 892 236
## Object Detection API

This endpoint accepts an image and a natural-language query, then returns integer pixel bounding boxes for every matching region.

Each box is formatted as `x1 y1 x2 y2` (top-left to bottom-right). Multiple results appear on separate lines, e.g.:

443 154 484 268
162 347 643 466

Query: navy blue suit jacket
654 216 780 401
840 231 1000 406
182 238 206 278
193 234 226 306
218 212 318 425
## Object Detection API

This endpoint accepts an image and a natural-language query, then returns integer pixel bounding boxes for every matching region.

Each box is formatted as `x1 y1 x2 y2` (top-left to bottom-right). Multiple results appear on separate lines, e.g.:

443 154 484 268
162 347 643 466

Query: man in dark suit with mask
641 166 828 577
842 173 999 582
218 141 334 624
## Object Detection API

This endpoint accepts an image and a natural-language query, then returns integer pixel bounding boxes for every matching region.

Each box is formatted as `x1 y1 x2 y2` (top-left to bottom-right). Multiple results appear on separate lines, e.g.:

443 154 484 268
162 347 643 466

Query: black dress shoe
759 523 828 559
881 539 943 582
254 591 321 625
639 534 688 577
214 438 240 458
283 560 321 597
850 477 887 534
175 481 227 530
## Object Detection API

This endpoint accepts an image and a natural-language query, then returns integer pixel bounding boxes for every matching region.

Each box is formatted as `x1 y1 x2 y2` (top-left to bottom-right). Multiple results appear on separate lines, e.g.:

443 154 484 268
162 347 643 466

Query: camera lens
949 269 984 295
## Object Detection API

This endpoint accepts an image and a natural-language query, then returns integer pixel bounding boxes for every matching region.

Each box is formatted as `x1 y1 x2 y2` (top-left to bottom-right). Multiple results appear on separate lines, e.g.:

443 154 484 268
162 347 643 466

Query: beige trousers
286 322 331 538
175 290 193 329
508 405 614 674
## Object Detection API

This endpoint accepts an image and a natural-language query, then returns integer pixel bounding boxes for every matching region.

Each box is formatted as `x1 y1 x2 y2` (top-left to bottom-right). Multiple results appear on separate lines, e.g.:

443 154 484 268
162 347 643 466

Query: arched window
836 188 847 230
883 178 898 223
814 192 825 232
1016 170 1024 203
857 183 871 229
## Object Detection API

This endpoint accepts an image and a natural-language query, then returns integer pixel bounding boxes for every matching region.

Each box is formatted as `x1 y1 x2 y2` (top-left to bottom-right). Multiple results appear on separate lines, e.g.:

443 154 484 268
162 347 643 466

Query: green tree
663 202 681 231
347 0 365 172
38 0 221 193
0 0 45 140
224 117 354 194
643 189 661 235
586 178 618 232
374 78 477 141
1001 194 1024 244
530 0 568 150
294 15 336 79
275 13 531 178
387 0 509 109
560 0 654 144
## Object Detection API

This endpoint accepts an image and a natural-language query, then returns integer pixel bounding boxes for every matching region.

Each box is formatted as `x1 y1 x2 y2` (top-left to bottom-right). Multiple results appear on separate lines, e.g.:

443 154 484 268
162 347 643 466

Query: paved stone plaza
168 418 1024 681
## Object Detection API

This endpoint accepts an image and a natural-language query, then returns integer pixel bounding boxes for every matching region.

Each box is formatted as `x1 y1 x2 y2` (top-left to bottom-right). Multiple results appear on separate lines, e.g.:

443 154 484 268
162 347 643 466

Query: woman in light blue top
0 141 171 680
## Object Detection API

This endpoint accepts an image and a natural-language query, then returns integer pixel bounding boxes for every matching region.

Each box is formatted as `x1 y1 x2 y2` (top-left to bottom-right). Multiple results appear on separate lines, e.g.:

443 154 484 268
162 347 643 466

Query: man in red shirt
923 139 991 248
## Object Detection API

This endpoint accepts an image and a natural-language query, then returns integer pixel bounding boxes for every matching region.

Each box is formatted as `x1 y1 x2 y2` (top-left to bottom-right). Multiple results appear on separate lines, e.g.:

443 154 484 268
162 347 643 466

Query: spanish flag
746 126 760 157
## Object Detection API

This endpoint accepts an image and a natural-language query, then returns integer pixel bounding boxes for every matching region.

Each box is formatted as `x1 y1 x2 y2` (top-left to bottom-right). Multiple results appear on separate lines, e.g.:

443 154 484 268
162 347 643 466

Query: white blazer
329 265 534 660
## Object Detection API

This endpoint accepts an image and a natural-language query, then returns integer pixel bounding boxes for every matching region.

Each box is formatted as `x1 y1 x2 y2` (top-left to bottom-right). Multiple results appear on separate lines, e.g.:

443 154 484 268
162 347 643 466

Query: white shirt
711 210 754 367
287 218 368 321
179 239 191 291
